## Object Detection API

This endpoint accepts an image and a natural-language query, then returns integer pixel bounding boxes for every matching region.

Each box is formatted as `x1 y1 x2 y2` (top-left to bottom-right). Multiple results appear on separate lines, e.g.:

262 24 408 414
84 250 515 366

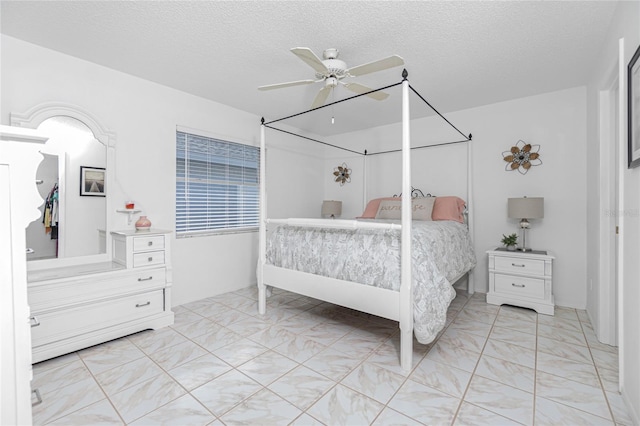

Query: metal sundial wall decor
502 140 542 175
333 163 351 186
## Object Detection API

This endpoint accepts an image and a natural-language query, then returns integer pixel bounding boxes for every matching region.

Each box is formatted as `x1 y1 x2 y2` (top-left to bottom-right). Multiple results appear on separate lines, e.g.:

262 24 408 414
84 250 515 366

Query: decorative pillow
374 197 435 220
432 196 466 223
358 197 400 219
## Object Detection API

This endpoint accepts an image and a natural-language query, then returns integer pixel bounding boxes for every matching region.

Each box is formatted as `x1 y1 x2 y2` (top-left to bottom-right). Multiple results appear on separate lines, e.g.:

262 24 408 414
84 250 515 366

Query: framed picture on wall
629 43 640 168
80 166 106 196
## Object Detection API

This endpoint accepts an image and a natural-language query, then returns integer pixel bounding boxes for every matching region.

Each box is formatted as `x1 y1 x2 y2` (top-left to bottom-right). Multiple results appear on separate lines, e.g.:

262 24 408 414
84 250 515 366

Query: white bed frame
258 77 474 372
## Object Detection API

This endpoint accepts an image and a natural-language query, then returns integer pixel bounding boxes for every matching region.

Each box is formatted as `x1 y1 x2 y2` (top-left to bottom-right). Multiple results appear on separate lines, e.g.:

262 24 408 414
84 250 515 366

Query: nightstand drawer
494 256 545 275
133 235 165 252
494 273 545 299
133 251 165 267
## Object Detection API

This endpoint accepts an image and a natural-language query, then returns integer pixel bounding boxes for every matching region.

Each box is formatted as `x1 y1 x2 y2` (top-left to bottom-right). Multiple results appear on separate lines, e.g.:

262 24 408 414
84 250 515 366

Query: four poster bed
257 70 475 371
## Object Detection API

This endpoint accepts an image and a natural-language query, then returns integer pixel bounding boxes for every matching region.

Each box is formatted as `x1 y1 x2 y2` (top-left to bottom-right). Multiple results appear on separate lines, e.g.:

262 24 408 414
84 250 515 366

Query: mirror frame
11 102 116 270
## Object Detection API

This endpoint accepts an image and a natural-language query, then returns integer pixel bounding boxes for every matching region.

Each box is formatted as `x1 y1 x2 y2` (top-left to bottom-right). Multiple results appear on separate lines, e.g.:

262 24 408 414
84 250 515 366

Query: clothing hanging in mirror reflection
43 183 59 239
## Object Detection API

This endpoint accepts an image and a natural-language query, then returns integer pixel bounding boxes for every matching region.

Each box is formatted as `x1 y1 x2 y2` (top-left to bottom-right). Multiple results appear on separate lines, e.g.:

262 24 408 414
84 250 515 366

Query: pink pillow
432 196 466 223
358 197 400 219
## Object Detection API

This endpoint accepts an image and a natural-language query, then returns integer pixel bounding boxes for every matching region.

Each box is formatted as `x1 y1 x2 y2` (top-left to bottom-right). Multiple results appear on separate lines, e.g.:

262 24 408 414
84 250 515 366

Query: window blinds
176 131 259 236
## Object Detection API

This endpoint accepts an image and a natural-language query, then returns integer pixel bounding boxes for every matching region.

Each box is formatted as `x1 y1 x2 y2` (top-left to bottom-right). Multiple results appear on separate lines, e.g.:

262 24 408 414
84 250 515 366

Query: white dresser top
111 229 172 237
28 261 126 282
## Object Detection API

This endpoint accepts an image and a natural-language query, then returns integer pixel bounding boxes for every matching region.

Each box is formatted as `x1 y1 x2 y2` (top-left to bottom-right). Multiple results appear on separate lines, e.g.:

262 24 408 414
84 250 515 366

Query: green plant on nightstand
501 233 518 251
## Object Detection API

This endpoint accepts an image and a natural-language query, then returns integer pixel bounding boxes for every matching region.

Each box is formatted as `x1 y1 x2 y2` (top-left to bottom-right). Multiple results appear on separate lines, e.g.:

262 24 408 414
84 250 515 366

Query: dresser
28 229 174 363
486 248 555 315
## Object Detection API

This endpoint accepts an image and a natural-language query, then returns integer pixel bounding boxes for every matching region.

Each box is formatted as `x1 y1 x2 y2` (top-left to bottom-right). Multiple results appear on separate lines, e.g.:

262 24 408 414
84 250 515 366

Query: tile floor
30 287 633 425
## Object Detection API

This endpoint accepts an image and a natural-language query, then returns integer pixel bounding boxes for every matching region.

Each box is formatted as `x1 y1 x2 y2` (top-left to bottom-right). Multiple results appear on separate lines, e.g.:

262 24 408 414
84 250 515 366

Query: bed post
400 70 413 372
467 136 475 294
362 150 367 214
258 118 267 314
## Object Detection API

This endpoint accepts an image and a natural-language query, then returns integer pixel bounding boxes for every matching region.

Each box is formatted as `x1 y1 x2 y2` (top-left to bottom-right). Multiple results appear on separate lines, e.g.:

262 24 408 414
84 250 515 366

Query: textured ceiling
1 1 617 136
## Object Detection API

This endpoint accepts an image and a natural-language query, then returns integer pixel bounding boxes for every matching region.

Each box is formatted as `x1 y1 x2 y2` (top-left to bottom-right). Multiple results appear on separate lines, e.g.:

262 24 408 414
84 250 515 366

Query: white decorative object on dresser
28 229 174 363
486 248 555 315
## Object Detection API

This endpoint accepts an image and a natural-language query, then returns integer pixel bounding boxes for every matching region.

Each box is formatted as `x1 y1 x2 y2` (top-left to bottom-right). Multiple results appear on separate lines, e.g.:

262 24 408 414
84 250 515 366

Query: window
176 130 259 237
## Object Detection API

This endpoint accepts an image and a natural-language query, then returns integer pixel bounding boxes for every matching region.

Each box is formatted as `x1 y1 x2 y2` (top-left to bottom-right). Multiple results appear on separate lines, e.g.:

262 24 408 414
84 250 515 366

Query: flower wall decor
502 140 542 175
333 163 351 186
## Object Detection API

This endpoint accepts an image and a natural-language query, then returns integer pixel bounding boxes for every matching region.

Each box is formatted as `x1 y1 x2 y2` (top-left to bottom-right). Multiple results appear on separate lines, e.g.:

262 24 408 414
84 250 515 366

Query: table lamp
321 200 342 219
508 197 544 252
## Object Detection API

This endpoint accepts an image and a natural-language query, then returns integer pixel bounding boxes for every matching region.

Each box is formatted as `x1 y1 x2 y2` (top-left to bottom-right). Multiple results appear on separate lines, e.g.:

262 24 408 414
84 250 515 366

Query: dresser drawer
133 251 165 268
133 235 165 252
494 273 545 299
494 256 545 276
31 290 164 347
29 268 166 312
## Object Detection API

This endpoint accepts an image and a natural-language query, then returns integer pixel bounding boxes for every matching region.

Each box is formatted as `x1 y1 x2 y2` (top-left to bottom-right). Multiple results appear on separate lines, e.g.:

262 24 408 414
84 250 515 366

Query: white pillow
375 197 435 220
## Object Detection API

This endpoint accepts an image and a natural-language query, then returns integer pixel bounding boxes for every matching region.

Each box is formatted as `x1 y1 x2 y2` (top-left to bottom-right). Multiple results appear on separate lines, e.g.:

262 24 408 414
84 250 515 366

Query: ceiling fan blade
291 47 329 74
343 82 389 101
346 55 404 77
258 79 317 91
311 87 331 109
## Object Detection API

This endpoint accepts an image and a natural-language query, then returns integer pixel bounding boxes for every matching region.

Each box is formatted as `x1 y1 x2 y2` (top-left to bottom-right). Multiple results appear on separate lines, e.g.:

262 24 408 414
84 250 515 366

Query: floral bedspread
266 220 476 343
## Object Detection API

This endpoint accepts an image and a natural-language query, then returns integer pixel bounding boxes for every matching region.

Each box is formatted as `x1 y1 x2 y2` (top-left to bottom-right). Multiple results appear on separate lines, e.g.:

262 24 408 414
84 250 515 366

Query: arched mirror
11 103 116 266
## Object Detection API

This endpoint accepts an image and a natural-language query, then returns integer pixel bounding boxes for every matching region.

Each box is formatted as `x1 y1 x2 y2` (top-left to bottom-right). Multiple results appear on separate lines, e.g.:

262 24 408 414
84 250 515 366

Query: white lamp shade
508 197 544 219
321 200 342 217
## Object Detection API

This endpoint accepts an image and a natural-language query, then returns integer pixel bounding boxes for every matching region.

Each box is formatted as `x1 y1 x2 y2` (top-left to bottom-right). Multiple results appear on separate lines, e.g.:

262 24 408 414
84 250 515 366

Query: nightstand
486 248 555 315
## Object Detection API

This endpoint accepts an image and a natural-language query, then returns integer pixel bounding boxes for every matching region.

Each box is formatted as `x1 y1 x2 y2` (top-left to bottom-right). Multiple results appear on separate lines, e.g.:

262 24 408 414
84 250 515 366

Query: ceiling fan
258 47 404 109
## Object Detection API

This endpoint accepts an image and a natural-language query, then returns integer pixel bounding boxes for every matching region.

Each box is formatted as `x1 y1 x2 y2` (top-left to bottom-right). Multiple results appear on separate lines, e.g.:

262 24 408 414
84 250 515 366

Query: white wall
324 87 587 309
586 1 640 422
1 35 325 305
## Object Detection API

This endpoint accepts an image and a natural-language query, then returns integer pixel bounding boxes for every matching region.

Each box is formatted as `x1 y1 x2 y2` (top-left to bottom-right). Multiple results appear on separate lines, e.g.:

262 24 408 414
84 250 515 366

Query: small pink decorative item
135 215 151 231
125 201 135 209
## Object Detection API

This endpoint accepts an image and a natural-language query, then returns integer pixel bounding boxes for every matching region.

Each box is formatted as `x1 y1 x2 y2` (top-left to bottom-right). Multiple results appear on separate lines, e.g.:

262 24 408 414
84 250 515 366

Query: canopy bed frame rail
258 70 473 372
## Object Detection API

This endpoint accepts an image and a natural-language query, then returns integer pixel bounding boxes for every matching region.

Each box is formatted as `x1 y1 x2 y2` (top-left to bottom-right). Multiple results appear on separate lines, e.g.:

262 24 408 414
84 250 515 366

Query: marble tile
237 350 298 386
499 305 538 322
606 390 635 425
48 399 123 426
365 339 424 376
79 338 145 375
225 315 272 336
464 375 534 425
456 306 497 325
534 396 613 425
32 359 92 394
304 347 363 381
483 338 536 369
274 312 322 334
576 309 590 323
128 394 215 426
168 353 232 391
220 388 301 425
342 361 406 403
247 324 297 349
454 401 521 426
330 332 385 358
536 351 600 388
307 384 384 426
173 309 204 327
586 333 619 354
171 316 222 340
598 365 620 393
192 301 233 319
425 340 481 372
489 325 537 350
537 336 592 364
268 365 335 410
109 372 186 423
212 338 269 367
493 315 537 335
191 369 262 417
439 327 488 353
289 413 325 426
127 327 189 354
303 321 352 345
32 352 80 376
537 314 582 332
538 323 587 347
475 354 535 393
554 306 579 321
410 358 472 398
388 379 460 425
32 376 106 425
191 326 243 352
148 340 208 370
536 370 611 419
372 407 423 425
447 316 493 338
273 335 327 363
209 308 253 327
591 348 619 372
95 356 163 396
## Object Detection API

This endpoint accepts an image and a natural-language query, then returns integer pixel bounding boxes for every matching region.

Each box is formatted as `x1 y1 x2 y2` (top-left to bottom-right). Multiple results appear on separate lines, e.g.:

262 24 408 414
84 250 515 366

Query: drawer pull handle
136 301 151 308
511 263 526 267
511 283 526 288
148 241 153 246
32 388 43 406
30 316 40 327
26 248 35 254
148 257 153 262
138 276 153 282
